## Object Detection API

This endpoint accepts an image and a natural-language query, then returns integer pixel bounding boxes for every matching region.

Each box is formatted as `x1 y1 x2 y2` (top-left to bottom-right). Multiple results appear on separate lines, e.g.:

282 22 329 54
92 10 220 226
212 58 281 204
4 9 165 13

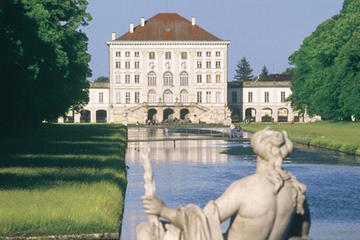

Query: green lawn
241 121 360 155
0 124 127 237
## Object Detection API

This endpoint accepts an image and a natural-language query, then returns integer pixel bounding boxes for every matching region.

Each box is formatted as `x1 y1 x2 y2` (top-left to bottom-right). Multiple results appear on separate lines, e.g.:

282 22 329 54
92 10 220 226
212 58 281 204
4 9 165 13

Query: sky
84 0 343 81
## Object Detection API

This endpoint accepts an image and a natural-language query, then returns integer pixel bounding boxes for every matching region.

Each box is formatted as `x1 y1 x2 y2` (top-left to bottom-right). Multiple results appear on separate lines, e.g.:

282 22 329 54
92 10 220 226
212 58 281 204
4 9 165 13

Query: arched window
180 89 188 103
163 89 173 103
148 89 157 103
180 71 189 86
163 72 173 86
148 72 156 86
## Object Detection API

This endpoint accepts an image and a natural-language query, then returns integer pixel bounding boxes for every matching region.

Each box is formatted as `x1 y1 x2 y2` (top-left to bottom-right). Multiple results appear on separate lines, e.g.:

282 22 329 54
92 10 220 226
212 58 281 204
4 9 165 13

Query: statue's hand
142 195 165 216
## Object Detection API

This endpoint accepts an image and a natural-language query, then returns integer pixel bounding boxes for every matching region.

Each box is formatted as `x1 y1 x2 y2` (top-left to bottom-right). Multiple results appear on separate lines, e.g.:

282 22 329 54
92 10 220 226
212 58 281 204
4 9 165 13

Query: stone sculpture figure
137 128 311 240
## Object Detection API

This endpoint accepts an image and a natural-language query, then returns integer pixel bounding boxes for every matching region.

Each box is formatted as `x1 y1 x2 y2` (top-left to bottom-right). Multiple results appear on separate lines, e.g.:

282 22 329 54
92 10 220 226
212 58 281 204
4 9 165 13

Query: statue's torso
227 174 297 240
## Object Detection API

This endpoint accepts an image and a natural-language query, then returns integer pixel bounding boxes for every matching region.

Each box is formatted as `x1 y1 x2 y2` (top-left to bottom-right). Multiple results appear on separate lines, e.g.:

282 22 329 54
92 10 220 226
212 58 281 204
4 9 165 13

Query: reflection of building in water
127 140 227 164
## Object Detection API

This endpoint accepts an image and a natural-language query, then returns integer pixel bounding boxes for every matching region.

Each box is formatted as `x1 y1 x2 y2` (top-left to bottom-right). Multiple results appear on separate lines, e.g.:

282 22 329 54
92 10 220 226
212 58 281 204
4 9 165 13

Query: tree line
234 0 360 121
233 57 291 82
0 0 92 129
289 0 360 121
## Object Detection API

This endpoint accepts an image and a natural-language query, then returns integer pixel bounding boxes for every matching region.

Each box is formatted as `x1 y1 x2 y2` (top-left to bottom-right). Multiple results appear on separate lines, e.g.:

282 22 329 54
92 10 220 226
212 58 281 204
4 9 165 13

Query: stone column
91 110 96 123
74 113 81 123
58 117 64 123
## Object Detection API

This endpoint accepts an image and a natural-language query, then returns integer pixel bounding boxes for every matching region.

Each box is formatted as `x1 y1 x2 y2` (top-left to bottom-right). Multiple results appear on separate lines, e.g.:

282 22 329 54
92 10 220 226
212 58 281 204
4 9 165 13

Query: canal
121 127 360 240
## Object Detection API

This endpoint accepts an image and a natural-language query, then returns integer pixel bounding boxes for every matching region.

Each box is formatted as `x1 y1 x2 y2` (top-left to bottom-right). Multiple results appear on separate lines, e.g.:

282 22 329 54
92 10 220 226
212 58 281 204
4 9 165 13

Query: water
121 127 360 240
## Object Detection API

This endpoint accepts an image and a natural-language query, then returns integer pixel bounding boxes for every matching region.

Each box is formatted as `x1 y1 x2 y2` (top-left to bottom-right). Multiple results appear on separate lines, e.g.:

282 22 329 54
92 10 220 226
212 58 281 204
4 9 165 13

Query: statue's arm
142 196 185 229
214 181 242 222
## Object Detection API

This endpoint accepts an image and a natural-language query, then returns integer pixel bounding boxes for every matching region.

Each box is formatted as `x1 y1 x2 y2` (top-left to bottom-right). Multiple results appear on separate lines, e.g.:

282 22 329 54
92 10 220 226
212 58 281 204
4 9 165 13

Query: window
197 61 202 68
216 74 221 83
232 92 238 103
265 92 269 103
115 74 121 83
180 89 188 103
181 52 187 60
281 91 286 102
216 91 221 103
197 74 202 83
125 51 130 57
248 92 253 103
135 61 140 69
125 61 130 69
99 92 104 103
180 71 189 86
149 52 155 59
206 51 211 57
135 92 140 103
116 61 121 69
197 51 202 57
115 91 121 103
148 72 156 86
206 74 211 83
163 72 173 86
165 51 171 60
206 91 211 103
134 51 139 57
197 91 202 103
148 90 156 103
163 90 173 103
126 92 130 104
216 61 221 68
206 61 211 68
135 74 140 83
116 51 121 57
216 51 220 57
125 74 130 84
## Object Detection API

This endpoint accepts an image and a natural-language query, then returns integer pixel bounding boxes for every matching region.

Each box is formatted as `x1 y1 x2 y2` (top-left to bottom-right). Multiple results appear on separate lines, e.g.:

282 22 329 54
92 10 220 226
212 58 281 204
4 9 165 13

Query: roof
116 13 222 41
257 74 293 82
90 82 109 89
242 81 291 88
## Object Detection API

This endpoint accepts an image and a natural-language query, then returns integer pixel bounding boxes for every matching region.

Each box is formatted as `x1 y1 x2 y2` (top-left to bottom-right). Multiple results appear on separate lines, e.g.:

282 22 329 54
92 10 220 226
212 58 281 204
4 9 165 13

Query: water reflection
121 127 360 240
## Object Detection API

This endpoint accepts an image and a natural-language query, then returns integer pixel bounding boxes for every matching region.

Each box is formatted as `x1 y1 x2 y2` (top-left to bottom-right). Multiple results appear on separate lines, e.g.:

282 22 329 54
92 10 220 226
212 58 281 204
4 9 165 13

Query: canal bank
121 127 360 240
241 121 360 155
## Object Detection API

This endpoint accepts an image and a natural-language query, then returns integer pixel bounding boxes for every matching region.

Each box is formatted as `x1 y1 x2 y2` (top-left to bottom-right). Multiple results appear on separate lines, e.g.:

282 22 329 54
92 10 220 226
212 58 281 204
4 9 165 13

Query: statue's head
251 128 293 169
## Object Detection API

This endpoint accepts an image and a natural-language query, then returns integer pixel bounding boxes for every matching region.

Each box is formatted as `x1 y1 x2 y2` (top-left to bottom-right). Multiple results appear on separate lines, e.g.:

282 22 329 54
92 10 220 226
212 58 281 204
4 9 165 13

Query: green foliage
282 67 295 74
289 0 360 120
234 57 253 82
259 65 271 81
0 0 92 128
94 76 110 82
0 124 127 237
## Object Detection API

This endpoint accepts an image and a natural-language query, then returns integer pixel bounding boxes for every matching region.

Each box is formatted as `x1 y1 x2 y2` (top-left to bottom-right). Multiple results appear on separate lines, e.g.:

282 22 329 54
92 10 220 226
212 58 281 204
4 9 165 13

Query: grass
240 121 360 155
0 124 127 237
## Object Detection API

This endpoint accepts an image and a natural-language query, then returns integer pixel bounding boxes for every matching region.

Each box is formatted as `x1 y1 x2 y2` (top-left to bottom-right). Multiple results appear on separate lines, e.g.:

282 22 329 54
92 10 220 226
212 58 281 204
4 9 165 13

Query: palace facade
59 14 319 124
76 13 232 125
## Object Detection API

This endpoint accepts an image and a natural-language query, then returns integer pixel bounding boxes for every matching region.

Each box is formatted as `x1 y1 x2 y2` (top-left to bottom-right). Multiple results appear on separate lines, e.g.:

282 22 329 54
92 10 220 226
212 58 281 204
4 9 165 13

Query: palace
59 13 318 124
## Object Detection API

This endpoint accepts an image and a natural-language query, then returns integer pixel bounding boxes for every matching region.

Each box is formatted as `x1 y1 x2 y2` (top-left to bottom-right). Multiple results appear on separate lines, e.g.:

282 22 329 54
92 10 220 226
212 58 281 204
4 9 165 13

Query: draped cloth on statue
160 201 224 240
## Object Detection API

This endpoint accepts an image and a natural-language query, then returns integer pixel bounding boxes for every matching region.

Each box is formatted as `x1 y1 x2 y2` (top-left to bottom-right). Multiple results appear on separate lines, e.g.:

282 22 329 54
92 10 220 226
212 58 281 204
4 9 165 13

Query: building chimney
129 22 134 33
141 17 145 27
192 17 196 26
111 32 116 40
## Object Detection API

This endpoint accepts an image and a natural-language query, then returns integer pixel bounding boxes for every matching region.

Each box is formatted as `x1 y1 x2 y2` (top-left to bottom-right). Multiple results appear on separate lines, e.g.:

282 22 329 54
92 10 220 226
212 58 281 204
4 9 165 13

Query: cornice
106 40 231 46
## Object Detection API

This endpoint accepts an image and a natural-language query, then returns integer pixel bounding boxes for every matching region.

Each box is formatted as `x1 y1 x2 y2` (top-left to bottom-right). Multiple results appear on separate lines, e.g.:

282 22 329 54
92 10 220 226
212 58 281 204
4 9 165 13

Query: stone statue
137 128 311 240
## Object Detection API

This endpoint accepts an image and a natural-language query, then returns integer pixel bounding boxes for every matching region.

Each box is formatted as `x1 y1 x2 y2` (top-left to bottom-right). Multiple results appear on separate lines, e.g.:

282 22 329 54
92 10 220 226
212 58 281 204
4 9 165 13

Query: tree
0 0 92 129
259 65 271 81
234 57 253 82
94 76 109 82
282 67 295 75
289 0 360 120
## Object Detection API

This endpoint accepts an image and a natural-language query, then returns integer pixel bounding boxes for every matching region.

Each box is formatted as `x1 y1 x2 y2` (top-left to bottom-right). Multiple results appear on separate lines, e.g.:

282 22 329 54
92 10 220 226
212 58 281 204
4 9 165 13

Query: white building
60 14 318 124
73 13 232 125
227 74 320 123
